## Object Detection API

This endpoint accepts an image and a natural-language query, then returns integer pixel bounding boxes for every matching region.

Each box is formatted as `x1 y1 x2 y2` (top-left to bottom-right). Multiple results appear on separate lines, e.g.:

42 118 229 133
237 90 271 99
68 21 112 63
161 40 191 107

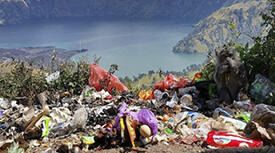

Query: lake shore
0 46 87 66
0 19 204 77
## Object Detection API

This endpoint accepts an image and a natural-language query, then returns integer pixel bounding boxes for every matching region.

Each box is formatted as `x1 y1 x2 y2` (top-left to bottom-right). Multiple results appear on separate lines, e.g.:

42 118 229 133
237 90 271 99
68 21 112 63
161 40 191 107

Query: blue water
0 19 206 77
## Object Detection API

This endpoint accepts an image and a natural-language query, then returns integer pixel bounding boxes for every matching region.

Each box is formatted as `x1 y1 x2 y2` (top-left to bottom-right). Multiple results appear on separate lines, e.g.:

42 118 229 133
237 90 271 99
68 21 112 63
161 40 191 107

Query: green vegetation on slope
173 0 269 53
200 0 275 105
0 59 89 102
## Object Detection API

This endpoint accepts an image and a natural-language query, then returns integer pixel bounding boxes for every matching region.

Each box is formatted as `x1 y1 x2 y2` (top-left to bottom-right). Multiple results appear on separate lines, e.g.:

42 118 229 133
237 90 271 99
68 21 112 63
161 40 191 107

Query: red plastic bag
153 74 188 91
206 131 263 148
89 63 128 94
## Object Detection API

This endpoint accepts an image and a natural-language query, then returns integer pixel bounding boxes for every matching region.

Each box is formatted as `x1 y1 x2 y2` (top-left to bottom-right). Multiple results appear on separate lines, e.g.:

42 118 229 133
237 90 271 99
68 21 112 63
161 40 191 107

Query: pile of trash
0 63 275 153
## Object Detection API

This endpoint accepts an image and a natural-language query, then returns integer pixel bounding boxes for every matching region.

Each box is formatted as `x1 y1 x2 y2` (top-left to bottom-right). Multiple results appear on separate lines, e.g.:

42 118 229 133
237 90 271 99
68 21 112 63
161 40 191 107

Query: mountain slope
173 0 269 53
0 0 227 25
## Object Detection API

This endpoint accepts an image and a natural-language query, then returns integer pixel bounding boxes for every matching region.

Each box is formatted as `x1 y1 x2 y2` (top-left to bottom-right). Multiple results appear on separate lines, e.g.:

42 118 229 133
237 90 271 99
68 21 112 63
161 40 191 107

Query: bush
200 60 215 80
0 61 47 102
237 0 275 83
49 60 90 95
0 59 90 102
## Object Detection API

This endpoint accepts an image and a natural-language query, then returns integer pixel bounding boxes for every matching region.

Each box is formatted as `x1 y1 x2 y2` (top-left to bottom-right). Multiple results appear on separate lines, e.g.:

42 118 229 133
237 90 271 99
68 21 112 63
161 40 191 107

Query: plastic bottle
50 107 88 137
206 131 263 148
213 108 233 119
219 116 247 130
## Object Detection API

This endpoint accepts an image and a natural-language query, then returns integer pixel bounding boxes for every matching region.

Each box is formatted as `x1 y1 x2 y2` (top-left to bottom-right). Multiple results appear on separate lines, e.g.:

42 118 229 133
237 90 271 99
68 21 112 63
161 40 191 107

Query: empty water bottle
213 107 233 119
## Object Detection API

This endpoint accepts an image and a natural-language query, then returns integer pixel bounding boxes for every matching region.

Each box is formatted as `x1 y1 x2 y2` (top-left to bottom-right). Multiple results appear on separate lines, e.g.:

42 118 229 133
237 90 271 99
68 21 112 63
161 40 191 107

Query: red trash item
190 72 202 84
153 74 188 91
104 96 113 100
206 131 263 148
89 63 128 94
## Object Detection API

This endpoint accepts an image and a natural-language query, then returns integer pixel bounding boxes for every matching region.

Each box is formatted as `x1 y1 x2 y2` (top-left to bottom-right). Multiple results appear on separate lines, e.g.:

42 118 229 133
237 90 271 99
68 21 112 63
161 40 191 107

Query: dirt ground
97 143 207 153
97 144 275 153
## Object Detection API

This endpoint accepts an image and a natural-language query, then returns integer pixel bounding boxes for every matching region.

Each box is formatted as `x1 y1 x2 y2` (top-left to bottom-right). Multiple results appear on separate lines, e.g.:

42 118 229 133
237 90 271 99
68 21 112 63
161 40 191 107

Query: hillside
173 0 269 53
0 47 86 66
0 0 227 25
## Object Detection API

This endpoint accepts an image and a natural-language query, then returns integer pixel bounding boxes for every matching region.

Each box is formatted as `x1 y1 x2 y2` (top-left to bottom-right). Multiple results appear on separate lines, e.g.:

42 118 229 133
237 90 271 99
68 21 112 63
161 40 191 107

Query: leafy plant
50 60 90 95
200 60 215 80
201 0 275 85
237 0 275 83
0 58 90 101
0 61 47 103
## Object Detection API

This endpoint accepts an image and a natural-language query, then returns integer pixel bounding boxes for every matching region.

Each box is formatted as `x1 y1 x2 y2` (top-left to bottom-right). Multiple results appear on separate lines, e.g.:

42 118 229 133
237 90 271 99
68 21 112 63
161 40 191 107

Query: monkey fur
214 46 248 104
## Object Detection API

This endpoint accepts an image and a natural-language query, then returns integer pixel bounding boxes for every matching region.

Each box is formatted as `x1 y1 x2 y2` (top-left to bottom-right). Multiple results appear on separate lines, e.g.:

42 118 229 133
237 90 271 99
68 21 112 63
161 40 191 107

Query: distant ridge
0 0 227 25
173 0 269 53
0 46 87 66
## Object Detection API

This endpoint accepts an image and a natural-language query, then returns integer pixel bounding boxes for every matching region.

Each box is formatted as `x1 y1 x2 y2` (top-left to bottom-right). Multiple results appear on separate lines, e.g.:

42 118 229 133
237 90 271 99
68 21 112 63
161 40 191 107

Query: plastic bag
166 92 178 108
89 63 128 94
206 131 263 148
113 103 158 136
46 71 60 83
153 90 169 101
153 74 188 91
218 115 247 130
138 90 153 101
250 74 275 103
50 107 88 137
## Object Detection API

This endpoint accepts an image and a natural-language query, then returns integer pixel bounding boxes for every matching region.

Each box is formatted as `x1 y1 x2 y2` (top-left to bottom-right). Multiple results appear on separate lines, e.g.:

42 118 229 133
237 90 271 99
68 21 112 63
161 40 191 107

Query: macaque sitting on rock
214 46 247 104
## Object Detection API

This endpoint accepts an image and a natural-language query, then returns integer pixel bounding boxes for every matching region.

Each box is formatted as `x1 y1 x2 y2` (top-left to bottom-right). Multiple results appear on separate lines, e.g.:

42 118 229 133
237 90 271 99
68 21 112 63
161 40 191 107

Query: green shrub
0 59 90 102
236 0 275 83
49 60 90 95
200 60 215 80
0 61 47 102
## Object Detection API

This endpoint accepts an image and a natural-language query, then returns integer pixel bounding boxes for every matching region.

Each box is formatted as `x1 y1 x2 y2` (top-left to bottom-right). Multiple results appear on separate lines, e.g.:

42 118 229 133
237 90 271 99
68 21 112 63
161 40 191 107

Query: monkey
214 45 248 104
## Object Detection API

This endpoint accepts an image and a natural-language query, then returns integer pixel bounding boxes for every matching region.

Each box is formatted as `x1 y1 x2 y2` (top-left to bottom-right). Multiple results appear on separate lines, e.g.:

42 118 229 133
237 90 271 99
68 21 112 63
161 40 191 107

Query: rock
37 91 48 108
22 107 35 124
244 104 275 145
